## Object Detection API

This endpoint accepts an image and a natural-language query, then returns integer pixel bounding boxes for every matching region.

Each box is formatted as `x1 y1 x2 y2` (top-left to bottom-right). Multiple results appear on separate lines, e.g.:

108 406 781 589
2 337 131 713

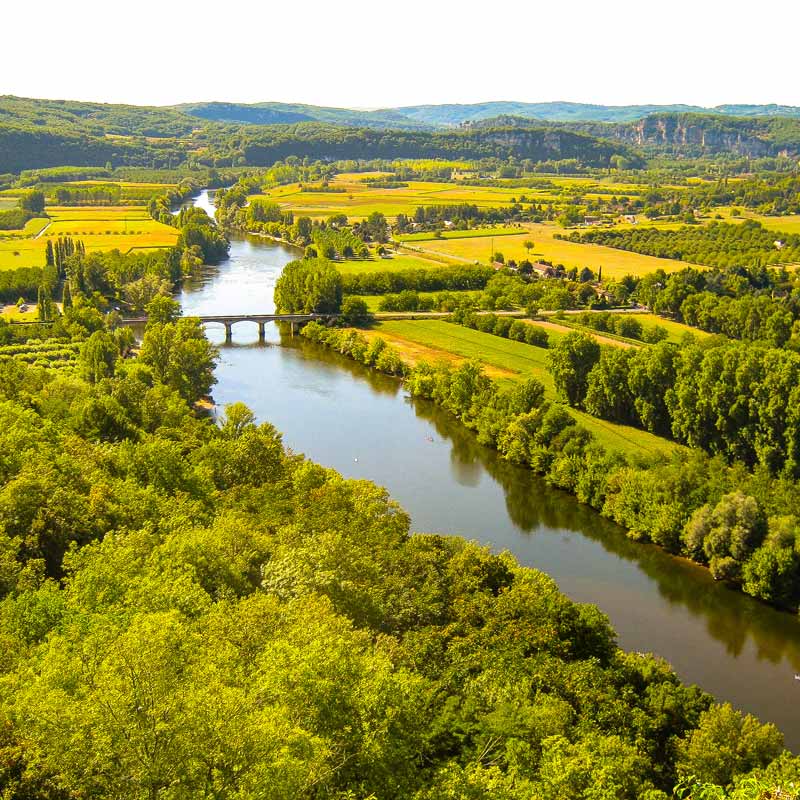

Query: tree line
568 220 800 270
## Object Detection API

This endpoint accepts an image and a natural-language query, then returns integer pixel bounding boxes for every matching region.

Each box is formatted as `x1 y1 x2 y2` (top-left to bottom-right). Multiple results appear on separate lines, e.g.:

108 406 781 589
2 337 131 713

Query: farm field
260 178 537 221
749 214 800 235
682 206 800 236
334 251 454 274
395 227 521 242
371 319 678 458
408 222 691 279
0 304 39 322
529 318 638 349
0 217 51 238
538 312 712 347
629 312 713 344
0 206 179 269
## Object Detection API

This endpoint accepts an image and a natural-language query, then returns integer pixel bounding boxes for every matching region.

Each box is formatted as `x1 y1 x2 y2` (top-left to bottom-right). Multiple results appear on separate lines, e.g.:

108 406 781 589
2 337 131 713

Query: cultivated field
371 319 678 458
334 251 454 275
405 223 690 280
0 206 179 269
260 178 534 221
629 312 712 344
396 227 521 242
254 173 708 278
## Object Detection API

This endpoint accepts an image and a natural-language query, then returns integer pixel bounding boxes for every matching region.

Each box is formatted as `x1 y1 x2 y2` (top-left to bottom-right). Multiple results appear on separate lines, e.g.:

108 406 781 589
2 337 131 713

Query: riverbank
299 318 800 620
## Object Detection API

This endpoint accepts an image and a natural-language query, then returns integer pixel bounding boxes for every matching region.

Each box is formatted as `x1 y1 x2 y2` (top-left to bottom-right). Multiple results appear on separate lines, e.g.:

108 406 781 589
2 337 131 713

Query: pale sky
2 0 799 110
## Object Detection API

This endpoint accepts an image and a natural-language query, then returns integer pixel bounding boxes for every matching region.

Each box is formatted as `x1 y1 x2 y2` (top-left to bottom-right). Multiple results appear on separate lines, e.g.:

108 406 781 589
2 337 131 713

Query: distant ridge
174 101 429 130
175 100 800 128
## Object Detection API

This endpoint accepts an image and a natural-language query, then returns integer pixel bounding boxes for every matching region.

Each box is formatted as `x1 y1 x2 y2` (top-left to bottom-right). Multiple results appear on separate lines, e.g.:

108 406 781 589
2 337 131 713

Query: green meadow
372 319 679 458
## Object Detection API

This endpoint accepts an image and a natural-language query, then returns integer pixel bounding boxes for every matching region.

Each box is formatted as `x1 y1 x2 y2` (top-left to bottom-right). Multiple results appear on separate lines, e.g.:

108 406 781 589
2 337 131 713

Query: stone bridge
117 313 331 340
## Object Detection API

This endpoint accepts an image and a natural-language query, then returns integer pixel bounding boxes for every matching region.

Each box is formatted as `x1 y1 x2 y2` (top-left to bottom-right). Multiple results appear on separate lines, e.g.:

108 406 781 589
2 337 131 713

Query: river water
178 191 800 748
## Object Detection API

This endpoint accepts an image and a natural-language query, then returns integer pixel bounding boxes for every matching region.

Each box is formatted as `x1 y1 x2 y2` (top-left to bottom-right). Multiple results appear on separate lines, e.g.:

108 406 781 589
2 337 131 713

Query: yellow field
629 312 712 344
0 206 178 269
0 304 39 322
405 222 690 280
335 251 456 274
260 178 534 221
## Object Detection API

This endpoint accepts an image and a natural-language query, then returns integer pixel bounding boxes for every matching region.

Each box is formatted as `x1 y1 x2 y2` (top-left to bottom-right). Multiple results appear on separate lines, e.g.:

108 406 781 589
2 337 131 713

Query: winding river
179 191 800 749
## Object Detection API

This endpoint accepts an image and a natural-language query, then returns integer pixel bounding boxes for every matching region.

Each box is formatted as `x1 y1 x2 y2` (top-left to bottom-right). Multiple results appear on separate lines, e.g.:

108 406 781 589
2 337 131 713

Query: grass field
532 318 639 349
0 217 51 238
743 213 800 235
1 304 39 322
334 251 455 274
371 319 678 458
352 290 480 312
395 227 522 242
629 313 712 344
0 206 179 269
259 179 531 221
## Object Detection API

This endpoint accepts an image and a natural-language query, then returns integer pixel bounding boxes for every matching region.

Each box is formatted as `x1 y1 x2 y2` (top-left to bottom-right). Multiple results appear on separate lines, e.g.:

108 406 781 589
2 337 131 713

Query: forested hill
0 95 198 137
176 101 426 130
0 97 642 172
390 101 800 126
204 121 642 168
4 95 800 173
0 95 202 174
617 112 800 156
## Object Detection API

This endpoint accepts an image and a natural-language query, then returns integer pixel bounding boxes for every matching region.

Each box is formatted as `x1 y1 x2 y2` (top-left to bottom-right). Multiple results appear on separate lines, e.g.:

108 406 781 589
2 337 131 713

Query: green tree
19 190 45 215
274 258 342 314
548 332 601 407
145 295 181 326
341 296 370 325
79 330 118 383
676 704 784 787
139 319 218 403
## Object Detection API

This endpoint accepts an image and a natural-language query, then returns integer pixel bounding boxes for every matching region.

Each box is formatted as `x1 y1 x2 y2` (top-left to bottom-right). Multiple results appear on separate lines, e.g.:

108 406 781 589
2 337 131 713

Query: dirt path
34 222 52 239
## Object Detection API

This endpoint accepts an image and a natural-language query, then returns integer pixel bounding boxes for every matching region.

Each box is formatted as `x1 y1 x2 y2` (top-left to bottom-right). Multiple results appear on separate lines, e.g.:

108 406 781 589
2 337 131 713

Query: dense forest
1 340 798 798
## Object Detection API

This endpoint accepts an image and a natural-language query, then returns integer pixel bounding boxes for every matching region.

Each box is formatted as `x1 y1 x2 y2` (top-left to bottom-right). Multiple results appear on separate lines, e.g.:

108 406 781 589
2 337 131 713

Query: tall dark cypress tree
62 281 72 310
37 285 45 321
45 240 54 267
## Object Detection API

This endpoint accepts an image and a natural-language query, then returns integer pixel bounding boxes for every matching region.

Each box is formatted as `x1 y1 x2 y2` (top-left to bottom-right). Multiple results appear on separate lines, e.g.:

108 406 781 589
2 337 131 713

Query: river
179 190 800 748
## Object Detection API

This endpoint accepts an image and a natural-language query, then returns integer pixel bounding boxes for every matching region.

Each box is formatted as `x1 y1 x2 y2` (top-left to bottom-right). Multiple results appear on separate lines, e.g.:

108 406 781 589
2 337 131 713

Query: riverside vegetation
281 250 800 615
